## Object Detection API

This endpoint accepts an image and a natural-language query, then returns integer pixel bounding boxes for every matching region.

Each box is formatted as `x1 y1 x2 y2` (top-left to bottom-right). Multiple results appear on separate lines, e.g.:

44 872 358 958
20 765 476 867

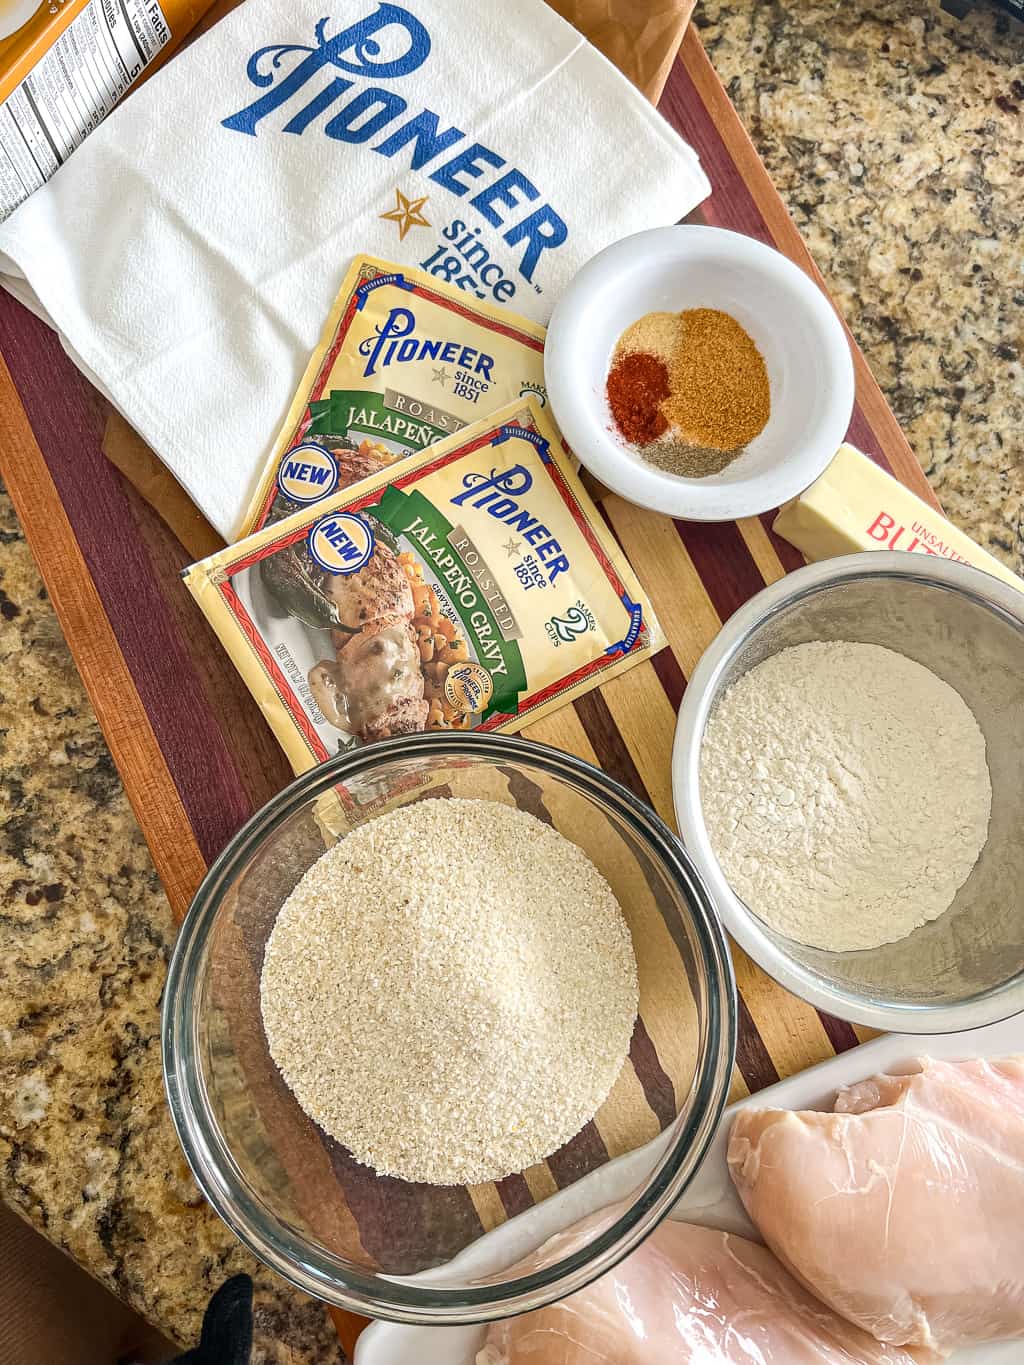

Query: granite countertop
1 0 1021 1359
699 0 1023 571
0 521 343 1360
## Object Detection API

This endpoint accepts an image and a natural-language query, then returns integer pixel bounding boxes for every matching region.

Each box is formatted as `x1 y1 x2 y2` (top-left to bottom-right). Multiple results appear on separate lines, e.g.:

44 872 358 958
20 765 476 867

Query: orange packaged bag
0 0 215 219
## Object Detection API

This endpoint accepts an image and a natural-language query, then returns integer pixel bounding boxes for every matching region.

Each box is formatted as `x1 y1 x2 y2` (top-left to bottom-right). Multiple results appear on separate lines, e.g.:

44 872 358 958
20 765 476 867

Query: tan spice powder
615 310 681 367
662 309 770 452
609 307 770 478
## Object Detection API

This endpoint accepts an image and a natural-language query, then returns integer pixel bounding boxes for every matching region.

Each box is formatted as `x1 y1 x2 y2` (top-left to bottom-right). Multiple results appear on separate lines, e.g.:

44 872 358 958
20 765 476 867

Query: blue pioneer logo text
359 306 495 379
221 4 568 303
450 462 569 583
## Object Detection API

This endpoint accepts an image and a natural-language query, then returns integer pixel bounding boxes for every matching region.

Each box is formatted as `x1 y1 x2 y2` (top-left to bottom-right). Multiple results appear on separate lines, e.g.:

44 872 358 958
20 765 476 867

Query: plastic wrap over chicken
476 1218 932 1364
728 1056 1024 1356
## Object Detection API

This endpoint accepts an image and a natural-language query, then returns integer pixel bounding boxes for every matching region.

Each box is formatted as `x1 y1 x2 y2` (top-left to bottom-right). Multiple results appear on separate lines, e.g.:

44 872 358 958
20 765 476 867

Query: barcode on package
0 0 170 219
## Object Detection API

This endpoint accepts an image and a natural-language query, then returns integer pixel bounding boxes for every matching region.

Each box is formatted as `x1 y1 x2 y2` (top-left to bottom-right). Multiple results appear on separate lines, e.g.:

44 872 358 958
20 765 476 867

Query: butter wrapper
774 444 1023 594
186 398 664 775
240 253 548 536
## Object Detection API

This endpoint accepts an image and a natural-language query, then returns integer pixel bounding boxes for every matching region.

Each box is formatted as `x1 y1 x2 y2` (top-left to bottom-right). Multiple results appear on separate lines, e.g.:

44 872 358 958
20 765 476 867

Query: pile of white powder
260 797 638 1186
700 641 992 952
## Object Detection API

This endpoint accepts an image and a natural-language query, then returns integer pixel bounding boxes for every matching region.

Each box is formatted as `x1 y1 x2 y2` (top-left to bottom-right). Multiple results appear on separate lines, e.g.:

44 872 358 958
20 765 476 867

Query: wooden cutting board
0 26 938 1354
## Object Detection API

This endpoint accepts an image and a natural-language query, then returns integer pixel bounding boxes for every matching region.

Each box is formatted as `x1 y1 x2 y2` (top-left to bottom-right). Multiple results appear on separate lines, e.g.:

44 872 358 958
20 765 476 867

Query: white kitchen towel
0 0 709 539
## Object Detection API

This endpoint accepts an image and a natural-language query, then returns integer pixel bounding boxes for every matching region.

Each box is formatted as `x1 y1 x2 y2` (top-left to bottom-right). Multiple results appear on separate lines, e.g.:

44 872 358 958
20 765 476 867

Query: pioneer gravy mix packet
240 253 548 535
186 397 663 774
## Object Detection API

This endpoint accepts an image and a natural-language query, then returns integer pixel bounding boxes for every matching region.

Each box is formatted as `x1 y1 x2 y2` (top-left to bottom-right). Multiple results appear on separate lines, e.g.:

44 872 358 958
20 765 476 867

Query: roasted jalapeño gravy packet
240 253 548 535
186 398 664 775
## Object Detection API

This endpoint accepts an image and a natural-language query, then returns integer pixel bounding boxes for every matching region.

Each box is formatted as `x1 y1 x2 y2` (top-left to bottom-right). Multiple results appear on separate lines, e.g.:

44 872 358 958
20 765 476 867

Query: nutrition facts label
0 0 170 218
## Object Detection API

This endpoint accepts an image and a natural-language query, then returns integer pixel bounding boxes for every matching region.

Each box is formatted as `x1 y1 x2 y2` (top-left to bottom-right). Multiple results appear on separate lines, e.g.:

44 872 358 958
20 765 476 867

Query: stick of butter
774 443 1022 593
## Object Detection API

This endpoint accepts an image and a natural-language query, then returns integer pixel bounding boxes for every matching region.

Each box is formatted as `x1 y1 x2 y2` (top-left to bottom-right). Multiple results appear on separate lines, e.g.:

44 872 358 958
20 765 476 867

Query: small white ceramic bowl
545 226 855 521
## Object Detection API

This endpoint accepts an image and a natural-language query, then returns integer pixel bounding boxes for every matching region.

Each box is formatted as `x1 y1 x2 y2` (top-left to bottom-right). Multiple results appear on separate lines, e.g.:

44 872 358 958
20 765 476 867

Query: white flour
700 641 992 952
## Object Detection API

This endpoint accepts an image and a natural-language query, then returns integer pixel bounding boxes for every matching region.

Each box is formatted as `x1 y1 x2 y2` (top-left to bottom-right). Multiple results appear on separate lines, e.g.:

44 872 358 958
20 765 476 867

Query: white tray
357 1013 1023 1365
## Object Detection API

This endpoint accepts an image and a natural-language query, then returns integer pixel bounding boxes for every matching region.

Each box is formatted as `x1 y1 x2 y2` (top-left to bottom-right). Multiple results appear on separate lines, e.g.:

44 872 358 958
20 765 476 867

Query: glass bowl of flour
162 732 735 1323
674 551 1024 1032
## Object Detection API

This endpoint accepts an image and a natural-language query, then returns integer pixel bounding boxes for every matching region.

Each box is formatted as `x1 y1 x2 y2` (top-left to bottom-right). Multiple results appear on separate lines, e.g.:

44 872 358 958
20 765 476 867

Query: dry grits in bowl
259 796 640 1188
162 732 736 1325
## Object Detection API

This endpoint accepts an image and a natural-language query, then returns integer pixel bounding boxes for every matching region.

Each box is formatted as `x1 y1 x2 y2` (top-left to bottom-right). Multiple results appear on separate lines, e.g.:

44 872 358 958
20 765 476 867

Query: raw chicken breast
728 1056 1024 1355
477 1219 929 1364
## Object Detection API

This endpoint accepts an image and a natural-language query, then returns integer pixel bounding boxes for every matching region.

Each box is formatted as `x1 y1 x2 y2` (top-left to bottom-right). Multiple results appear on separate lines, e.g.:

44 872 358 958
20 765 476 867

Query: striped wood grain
0 30 922 1351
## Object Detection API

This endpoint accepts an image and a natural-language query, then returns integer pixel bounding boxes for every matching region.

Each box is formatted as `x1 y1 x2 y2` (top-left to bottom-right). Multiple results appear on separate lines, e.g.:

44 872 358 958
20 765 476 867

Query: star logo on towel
432 365 451 386
380 189 431 240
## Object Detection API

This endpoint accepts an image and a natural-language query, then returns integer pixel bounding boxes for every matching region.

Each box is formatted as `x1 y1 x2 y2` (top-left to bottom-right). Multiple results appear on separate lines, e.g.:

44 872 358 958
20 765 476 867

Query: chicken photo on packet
184 398 663 775
728 1056 1024 1356
263 527 431 744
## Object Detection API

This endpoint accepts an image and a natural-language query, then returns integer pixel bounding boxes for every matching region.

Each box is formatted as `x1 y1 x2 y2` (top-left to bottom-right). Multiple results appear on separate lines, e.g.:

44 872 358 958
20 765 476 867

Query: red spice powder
606 351 670 446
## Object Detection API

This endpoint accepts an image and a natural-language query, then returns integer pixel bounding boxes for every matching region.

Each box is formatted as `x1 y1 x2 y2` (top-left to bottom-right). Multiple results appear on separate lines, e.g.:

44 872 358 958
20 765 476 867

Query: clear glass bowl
162 733 736 1324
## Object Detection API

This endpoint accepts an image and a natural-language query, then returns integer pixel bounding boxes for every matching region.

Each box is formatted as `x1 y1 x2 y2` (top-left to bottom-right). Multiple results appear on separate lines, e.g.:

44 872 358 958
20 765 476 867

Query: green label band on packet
240 253 549 536
186 398 665 776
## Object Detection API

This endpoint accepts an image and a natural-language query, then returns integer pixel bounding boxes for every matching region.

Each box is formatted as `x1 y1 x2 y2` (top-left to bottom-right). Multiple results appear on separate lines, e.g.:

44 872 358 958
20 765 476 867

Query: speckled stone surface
1 1 1022 1357
0 481 343 1361
698 0 1024 574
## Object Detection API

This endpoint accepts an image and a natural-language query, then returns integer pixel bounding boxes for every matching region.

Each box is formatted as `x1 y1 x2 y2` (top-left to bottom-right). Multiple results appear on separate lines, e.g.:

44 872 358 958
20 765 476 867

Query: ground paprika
605 351 670 446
